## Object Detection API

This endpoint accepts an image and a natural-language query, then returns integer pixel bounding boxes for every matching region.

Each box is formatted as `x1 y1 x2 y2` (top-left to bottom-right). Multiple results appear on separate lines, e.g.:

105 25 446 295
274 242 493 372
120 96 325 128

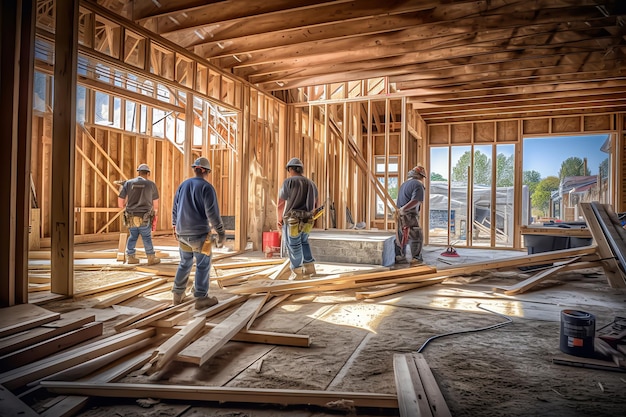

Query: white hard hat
137 164 151 172
191 157 211 171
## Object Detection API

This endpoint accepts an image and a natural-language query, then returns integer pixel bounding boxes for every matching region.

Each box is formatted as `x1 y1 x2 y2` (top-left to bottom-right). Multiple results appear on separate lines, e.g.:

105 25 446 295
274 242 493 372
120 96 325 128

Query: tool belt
123 211 153 228
284 210 315 237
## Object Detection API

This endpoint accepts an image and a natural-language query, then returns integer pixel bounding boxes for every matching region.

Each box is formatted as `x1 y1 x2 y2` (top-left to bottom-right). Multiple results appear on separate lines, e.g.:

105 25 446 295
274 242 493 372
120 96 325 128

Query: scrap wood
393 353 452 417
492 256 582 296
0 328 155 390
35 337 155 385
520 226 591 238
257 294 290 317
227 264 437 295
0 303 61 339
178 295 268 366
580 203 626 288
193 295 249 318
142 317 207 375
355 278 447 300
268 259 292 280
153 310 191 328
38 346 155 417
214 265 273 286
552 353 626 373
92 277 168 308
114 302 169 332
0 385 39 417
0 310 95 356
246 293 272 329
203 323 311 347
0 322 103 371
118 299 195 331
591 202 626 281
214 258 285 270
117 232 127 261
40 381 398 409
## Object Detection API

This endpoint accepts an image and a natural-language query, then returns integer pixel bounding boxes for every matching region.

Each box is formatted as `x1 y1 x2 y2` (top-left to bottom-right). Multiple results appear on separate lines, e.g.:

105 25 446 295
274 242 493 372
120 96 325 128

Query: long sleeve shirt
172 177 224 235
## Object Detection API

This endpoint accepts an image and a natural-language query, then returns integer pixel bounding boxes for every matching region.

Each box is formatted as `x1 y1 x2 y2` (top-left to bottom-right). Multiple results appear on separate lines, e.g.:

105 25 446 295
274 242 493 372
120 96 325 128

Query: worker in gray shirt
118 164 160 265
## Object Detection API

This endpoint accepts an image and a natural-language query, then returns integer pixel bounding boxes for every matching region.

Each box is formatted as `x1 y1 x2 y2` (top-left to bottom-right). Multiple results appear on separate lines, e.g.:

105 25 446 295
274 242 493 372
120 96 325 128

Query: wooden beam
41 381 399 409
0 385 39 417
50 0 79 296
0 328 154 390
0 303 60 338
92 278 167 309
178 295 266 365
0 322 103 370
0 310 94 356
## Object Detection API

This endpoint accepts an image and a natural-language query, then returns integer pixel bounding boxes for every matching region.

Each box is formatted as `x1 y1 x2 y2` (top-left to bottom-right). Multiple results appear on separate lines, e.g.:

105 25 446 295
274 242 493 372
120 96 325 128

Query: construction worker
277 157 319 279
171 157 226 310
118 164 160 265
395 165 427 265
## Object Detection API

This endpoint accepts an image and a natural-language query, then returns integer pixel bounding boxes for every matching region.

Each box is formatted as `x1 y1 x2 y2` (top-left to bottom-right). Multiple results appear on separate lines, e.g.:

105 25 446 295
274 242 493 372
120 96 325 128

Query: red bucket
262 231 281 255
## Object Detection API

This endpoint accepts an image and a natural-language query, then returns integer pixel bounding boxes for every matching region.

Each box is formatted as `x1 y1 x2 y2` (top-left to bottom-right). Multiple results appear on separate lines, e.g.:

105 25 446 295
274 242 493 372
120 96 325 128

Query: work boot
289 266 306 280
395 255 408 264
146 254 161 265
195 295 219 310
172 292 186 305
126 254 139 264
302 262 316 276
410 255 424 266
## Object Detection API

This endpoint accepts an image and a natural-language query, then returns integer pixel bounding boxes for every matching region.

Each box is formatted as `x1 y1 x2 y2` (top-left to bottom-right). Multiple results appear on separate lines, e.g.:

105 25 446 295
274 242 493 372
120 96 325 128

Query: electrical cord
416 303 513 353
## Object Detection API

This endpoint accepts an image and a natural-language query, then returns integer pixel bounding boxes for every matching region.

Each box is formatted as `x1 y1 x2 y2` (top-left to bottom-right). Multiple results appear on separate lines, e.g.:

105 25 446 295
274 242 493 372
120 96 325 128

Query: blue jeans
126 224 155 256
282 224 315 270
173 234 212 297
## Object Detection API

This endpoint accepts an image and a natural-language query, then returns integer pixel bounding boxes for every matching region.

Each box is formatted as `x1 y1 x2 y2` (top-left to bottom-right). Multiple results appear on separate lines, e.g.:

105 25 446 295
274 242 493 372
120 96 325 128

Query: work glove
215 232 226 248
151 215 158 231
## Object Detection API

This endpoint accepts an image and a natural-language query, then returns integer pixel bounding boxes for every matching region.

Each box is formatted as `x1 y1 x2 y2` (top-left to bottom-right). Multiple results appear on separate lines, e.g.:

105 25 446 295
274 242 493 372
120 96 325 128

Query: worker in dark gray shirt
118 164 160 265
277 157 319 279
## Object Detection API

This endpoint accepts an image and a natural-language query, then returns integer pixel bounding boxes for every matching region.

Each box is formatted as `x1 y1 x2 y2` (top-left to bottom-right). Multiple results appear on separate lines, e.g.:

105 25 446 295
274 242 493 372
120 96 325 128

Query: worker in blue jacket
171 157 226 310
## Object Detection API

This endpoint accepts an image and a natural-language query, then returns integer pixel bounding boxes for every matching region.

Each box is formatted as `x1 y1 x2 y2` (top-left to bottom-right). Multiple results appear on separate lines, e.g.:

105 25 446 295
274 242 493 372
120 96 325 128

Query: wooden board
0 322 103 370
520 226 591 238
178 295 267 366
0 328 154 390
0 304 60 338
579 203 625 288
0 310 95 355
92 277 167 308
492 257 581 295
0 385 39 417
393 353 451 417
40 381 399 409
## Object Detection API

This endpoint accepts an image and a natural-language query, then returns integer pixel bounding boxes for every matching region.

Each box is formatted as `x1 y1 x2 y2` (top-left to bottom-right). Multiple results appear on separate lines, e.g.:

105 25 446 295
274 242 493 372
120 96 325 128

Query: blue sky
522 134 609 178
430 134 610 180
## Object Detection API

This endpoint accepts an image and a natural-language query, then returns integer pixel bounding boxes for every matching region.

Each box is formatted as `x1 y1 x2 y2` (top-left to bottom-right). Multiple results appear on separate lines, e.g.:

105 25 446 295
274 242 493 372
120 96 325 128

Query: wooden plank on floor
393 353 433 417
0 310 95 355
40 381 399 409
92 277 167 308
178 295 267 366
0 328 154 390
113 302 169 332
579 203 625 288
0 322 103 370
39 345 155 417
0 304 61 338
492 257 581 295
0 385 39 417
116 232 127 262
143 317 207 375
411 353 452 417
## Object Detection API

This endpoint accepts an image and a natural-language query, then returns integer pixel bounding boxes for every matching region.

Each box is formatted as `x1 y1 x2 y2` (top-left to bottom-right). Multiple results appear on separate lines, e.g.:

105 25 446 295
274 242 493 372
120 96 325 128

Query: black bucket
560 310 595 357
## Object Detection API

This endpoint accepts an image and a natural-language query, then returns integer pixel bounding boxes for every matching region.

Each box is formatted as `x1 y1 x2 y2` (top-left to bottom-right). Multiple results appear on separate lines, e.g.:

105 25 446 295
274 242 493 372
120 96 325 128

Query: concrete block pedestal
307 230 396 267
